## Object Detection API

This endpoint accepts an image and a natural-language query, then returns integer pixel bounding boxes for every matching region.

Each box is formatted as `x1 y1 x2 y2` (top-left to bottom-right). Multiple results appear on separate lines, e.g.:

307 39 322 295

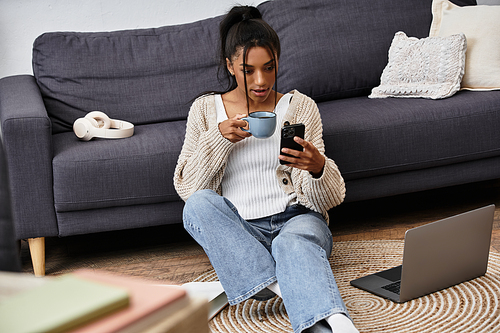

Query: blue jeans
183 189 350 333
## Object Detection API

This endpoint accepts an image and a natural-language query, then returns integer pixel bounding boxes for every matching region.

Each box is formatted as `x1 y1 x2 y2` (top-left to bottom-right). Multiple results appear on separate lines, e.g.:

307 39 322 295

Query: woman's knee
184 189 221 215
183 190 217 230
185 189 218 206
183 189 238 231
273 213 333 255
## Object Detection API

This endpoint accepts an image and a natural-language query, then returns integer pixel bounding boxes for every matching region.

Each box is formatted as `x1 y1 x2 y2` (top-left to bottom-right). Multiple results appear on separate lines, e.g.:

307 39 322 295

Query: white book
181 282 228 319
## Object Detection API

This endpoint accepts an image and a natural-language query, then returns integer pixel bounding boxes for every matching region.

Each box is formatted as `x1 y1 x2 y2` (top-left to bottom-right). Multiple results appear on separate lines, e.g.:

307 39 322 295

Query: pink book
70 269 187 333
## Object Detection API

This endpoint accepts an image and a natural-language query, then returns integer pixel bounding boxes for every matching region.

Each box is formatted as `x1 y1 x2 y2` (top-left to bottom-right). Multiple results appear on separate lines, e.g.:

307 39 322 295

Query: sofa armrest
0 75 58 239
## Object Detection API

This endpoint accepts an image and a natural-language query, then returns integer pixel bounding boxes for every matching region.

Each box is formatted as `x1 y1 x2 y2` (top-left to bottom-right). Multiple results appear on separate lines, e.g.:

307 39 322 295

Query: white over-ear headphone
73 111 134 141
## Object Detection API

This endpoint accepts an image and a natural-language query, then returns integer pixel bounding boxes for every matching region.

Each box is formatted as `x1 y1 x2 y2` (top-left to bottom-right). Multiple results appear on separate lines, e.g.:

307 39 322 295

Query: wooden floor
329 179 500 253
21 179 500 284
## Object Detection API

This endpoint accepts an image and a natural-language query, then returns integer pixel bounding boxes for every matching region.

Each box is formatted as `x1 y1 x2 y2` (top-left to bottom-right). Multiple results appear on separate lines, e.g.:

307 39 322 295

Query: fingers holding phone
279 123 305 165
279 123 325 177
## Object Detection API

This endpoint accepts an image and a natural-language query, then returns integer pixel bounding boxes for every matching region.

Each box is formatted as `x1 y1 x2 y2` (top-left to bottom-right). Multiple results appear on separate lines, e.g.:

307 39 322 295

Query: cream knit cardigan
173 90 345 223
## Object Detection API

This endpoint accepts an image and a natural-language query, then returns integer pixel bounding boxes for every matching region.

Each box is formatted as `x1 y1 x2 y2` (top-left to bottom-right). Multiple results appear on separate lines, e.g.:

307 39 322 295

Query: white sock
267 281 282 297
266 284 358 333
326 313 359 333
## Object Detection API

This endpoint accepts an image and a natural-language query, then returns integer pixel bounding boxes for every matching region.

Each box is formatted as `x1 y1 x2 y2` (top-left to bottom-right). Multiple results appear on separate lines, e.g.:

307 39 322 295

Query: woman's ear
226 58 234 76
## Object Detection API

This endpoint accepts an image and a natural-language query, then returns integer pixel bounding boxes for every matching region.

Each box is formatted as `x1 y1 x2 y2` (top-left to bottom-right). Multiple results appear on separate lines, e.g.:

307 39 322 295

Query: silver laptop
350 204 495 303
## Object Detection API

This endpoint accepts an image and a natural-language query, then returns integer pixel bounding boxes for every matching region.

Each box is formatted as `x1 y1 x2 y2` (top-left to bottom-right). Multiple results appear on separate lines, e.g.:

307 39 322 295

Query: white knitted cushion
369 31 466 100
430 0 500 91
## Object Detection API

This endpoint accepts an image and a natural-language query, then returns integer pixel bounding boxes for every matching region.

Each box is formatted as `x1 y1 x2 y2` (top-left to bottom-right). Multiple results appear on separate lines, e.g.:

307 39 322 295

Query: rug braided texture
193 240 500 333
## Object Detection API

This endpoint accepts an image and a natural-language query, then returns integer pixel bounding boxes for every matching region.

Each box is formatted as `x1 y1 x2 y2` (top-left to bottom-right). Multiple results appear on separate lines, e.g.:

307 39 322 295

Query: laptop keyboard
382 281 401 295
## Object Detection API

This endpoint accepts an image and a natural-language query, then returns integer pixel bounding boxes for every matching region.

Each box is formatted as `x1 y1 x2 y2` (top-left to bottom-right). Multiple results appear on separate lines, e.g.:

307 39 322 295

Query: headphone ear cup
73 118 94 141
85 111 111 129
84 116 99 128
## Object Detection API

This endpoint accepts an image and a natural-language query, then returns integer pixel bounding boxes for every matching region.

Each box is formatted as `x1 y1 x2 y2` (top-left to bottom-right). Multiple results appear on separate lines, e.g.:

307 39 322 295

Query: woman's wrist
310 156 325 178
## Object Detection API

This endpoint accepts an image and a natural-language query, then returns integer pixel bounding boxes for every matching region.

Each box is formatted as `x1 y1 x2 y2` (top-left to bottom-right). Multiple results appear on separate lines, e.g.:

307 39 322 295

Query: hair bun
239 6 262 21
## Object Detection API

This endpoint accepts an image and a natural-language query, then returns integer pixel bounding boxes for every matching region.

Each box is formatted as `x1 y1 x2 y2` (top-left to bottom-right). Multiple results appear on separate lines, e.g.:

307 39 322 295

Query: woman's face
226 46 278 108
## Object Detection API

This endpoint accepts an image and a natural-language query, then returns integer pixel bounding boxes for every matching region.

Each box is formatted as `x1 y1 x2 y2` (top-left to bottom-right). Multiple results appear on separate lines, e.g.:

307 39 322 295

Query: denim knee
272 213 333 256
184 189 218 208
183 189 219 215
182 189 217 232
182 189 241 233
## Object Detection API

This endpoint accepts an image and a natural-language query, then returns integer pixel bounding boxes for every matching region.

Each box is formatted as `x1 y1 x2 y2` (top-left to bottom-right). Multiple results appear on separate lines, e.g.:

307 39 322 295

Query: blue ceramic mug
241 111 276 139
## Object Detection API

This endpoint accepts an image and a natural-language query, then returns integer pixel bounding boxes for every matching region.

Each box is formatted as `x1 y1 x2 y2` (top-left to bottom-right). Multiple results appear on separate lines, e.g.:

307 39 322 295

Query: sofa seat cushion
320 90 500 181
52 121 186 212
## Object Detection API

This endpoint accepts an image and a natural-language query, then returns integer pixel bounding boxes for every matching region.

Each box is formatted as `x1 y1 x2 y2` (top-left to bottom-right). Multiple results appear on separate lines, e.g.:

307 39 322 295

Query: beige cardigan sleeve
173 95 234 202
277 91 346 222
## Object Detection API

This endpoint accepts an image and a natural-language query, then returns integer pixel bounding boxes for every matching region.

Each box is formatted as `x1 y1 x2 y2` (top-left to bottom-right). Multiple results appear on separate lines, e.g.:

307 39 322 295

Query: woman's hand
218 114 252 143
279 136 325 178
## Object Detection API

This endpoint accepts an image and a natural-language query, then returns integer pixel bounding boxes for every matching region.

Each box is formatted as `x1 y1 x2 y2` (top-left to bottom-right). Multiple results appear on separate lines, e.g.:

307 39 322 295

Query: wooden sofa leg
28 237 45 277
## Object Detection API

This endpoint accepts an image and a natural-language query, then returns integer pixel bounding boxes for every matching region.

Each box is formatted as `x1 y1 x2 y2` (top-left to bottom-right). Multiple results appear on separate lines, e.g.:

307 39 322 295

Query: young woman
174 5 358 333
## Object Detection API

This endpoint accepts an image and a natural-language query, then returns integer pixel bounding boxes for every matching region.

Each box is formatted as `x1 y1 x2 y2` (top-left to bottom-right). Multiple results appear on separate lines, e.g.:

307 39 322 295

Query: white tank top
215 93 297 220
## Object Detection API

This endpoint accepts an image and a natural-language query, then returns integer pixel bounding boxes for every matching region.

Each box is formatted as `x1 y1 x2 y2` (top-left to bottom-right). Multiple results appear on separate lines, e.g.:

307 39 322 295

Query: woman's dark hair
198 6 281 111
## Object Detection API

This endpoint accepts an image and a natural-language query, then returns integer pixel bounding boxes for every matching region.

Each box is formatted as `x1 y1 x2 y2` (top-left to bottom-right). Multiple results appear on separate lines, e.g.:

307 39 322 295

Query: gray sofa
2 0 499 276
0 139 21 272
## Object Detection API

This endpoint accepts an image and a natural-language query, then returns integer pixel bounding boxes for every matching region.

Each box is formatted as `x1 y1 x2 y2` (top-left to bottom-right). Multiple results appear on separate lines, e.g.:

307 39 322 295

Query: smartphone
280 123 305 165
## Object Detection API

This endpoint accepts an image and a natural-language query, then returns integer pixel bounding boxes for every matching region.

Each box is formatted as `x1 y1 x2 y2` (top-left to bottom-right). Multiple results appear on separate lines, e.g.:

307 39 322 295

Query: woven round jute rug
192 240 500 333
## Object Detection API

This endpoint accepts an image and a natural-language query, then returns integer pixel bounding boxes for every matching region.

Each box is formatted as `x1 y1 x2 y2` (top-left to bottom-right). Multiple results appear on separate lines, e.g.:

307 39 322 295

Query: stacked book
0 269 210 333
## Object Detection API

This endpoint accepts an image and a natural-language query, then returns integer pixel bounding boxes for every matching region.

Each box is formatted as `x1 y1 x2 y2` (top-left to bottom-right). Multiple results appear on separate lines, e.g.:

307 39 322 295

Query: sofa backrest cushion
261 0 475 102
33 17 225 133
260 0 439 102
33 0 476 133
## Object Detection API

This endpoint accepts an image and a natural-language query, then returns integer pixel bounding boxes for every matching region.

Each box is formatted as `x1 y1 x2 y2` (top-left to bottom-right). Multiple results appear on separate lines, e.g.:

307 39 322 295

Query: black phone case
280 123 305 165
